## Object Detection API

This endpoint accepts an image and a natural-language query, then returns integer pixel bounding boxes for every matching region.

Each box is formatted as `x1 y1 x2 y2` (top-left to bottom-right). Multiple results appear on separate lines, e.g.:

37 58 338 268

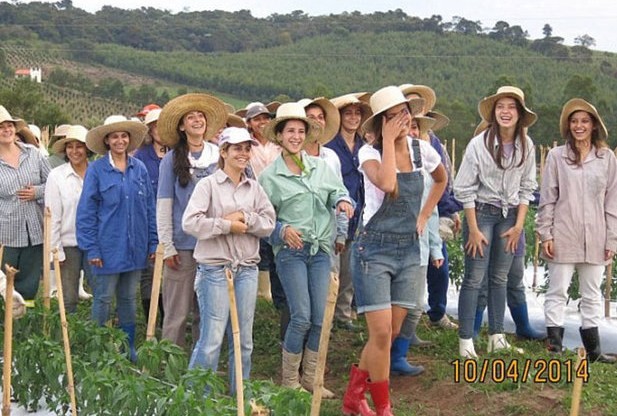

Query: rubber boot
342 365 376 416
257 270 272 301
119 323 137 363
367 379 393 416
579 327 617 364
473 307 485 339
390 337 425 376
509 303 546 341
546 326 564 353
300 348 335 399
281 349 303 389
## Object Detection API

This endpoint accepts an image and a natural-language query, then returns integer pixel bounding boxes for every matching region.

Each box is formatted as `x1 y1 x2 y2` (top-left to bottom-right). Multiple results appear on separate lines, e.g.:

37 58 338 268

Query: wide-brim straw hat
559 98 608 141
227 113 247 129
17 126 38 146
51 125 89 154
414 116 436 138
361 86 425 135
263 102 323 144
478 86 537 128
398 84 437 114
86 115 148 155
0 105 27 133
298 97 340 145
426 110 450 132
158 93 227 147
331 93 373 125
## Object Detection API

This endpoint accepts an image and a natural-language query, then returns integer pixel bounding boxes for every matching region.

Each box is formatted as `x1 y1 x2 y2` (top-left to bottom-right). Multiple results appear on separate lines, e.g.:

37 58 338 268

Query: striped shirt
0 142 51 247
453 132 537 217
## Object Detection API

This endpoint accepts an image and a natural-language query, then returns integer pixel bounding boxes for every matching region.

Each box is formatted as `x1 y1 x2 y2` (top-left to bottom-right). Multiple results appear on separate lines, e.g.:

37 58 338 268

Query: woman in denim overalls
342 86 447 416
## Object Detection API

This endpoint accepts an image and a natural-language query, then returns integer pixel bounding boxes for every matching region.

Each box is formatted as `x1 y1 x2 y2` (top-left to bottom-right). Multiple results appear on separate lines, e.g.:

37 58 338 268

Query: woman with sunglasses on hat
182 127 275 394
0 105 51 305
258 102 353 399
76 115 157 362
45 125 94 314
156 93 228 348
536 99 617 363
342 86 447 416
454 86 537 358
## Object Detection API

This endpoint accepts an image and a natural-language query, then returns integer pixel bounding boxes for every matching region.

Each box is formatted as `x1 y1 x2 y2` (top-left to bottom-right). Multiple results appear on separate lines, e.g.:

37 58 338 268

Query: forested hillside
1 1 616 151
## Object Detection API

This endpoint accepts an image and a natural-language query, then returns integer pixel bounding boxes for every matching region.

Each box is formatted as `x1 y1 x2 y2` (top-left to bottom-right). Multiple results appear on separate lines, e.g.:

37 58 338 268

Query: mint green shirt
259 151 351 256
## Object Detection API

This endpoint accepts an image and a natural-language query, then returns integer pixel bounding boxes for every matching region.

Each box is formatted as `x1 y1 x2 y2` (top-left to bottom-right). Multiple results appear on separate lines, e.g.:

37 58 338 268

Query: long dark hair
483 99 528 169
173 130 192 187
564 111 607 166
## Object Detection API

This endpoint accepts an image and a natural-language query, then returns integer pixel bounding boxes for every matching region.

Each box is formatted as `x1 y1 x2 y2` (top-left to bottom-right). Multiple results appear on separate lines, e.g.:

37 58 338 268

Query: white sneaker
487 333 524 354
431 315 459 330
459 338 478 358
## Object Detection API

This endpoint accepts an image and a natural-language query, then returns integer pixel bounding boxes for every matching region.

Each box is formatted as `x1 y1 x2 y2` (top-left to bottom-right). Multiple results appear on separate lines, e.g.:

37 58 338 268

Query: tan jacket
536 145 617 264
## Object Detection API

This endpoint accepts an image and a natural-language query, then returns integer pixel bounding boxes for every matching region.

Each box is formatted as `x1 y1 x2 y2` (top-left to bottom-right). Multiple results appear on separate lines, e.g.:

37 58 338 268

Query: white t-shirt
358 137 441 226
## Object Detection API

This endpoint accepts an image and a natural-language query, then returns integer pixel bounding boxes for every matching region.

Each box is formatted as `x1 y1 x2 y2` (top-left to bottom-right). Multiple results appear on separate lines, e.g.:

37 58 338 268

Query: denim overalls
351 139 425 313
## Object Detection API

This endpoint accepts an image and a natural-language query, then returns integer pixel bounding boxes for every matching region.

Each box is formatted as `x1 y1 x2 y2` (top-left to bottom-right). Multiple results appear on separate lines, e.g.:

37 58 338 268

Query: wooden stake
310 273 339 416
52 250 78 415
43 207 51 311
2 264 17 416
146 244 165 341
451 138 456 177
605 262 613 318
225 267 244 416
569 347 586 416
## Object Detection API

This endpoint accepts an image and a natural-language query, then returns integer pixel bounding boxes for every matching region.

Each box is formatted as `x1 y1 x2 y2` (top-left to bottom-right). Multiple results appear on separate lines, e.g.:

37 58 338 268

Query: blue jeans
458 204 516 339
477 253 527 310
91 270 141 327
189 264 258 395
427 242 450 322
275 246 331 354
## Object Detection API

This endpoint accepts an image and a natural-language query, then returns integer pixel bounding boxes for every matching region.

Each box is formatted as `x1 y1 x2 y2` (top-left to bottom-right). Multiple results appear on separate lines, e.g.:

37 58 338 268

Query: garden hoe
310 273 339 416
225 266 245 416
146 244 165 341
52 249 78 415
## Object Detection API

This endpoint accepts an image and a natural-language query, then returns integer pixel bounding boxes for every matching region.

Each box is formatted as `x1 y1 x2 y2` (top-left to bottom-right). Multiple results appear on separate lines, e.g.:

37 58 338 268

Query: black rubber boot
546 326 564 353
579 327 616 364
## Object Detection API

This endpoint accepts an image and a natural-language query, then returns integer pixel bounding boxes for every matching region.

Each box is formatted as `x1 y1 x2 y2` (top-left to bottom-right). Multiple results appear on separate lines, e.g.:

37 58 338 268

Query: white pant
544 262 604 328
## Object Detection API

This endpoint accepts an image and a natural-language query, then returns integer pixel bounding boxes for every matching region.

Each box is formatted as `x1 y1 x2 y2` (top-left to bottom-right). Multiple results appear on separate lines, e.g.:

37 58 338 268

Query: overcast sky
24 0 617 52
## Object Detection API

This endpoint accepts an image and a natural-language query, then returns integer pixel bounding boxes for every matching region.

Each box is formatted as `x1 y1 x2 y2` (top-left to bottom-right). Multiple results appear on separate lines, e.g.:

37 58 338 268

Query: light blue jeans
91 270 141 327
276 245 331 354
189 264 258 395
458 203 516 339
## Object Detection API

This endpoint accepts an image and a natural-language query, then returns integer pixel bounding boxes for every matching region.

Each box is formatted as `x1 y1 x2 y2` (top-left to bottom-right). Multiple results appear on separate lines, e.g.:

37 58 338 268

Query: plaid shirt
0 143 51 247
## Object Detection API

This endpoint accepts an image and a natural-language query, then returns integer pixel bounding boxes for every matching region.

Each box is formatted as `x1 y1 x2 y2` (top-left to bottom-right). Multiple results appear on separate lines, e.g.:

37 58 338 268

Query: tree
563 74 597 102
574 34 596 49
542 24 552 38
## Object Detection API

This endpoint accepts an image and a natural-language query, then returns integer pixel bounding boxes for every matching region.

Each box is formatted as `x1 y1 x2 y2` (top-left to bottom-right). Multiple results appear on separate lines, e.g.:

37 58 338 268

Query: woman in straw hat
76 115 157 362
453 86 537 359
182 127 275 394
342 86 446 416
156 93 227 348
536 99 617 363
327 93 372 331
45 125 94 313
0 105 51 304
258 102 353 399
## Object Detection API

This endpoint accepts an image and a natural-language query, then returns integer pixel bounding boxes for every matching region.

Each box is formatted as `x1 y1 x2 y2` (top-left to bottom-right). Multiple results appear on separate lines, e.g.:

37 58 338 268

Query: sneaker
430 315 459 330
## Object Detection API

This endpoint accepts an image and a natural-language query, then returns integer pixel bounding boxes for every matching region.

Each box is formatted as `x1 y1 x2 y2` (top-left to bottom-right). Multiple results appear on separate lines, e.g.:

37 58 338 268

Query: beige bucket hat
298 97 340 145
559 98 608 141
86 115 148 155
331 93 373 125
478 86 537 128
426 110 449 132
398 84 436 114
51 125 89 154
158 93 228 147
0 105 27 132
361 86 425 134
263 102 323 144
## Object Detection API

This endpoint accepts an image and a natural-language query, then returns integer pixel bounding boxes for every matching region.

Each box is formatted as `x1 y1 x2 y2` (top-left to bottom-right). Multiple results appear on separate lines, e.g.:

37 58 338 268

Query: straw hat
263 102 323 144
473 119 490 137
298 97 340 145
226 113 247 129
559 98 608 141
426 110 450 132
361 86 425 134
48 124 71 149
157 93 227 147
478 86 537 128
86 115 148 155
17 126 38 146
51 125 88 154
0 105 27 132
398 84 437 114
331 93 373 125
414 116 436 139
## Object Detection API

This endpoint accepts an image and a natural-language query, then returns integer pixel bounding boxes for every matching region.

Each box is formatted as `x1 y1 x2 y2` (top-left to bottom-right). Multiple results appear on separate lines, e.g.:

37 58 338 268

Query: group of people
1 81 616 416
